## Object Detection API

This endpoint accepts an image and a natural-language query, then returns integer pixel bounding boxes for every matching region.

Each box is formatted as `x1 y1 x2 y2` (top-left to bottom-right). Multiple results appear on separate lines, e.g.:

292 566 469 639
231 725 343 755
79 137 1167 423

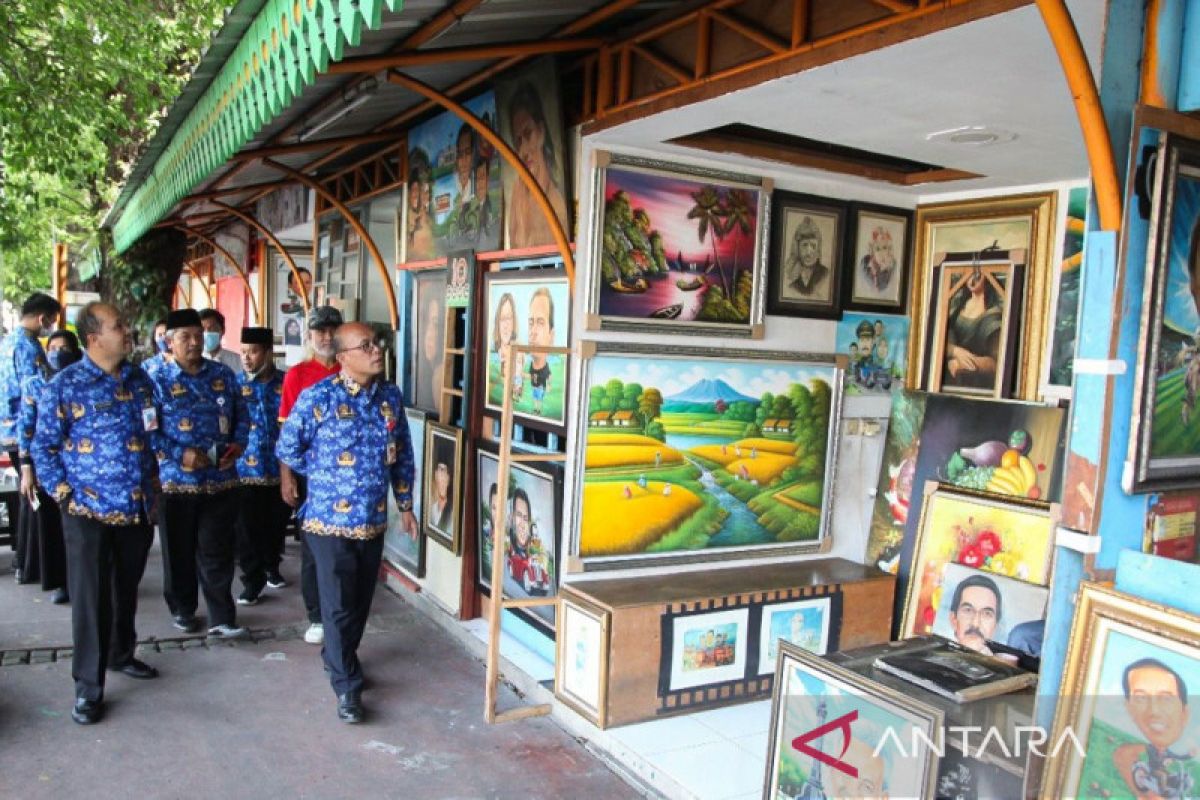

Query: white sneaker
304 623 324 644
208 624 248 640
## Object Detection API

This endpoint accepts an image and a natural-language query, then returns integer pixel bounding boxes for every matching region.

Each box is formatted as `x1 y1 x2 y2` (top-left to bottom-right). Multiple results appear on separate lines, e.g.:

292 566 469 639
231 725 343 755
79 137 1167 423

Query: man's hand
181 448 211 471
217 443 244 471
401 510 419 540
19 464 37 505
281 469 299 508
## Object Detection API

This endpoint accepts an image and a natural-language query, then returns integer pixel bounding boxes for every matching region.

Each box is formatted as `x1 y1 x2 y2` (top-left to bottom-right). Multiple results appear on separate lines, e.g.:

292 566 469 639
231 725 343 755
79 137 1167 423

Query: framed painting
383 408 427 578
445 250 474 309
865 389 929 575
496 57 570 251
844 202 913 312
403 90 502 262
668 607 750 691
556 594 610 727
899 484 1056 646
766 191 846 319
756 597 832 676
765 642 943 800
923 258 1024 399
908 191 1057 401
422 422 464 553
408 268 447 415
838 312 910 395
586 153 767 337
482 268 571 434
1045 583 1200 799
571 342 841 570
475 439 563 634
922 562 1049 658
1129 133 1200 492
1045 185 1088 394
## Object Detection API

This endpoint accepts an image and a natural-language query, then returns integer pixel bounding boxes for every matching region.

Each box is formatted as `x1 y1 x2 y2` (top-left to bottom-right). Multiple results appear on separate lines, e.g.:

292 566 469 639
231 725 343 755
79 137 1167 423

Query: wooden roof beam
325 38 605 74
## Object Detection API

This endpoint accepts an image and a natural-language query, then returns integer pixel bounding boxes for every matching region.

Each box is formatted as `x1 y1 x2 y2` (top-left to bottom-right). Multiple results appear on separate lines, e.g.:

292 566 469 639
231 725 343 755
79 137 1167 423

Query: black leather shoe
336 692 363 724
109 658 158 680
71 697 102 725
172 615 201 633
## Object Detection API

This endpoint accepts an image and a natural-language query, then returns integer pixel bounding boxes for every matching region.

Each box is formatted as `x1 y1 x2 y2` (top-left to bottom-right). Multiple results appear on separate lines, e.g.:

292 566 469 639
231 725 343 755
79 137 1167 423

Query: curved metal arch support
173 282 188 309
386 70 576 286
1035 0 1121 231
175 226 263 324
182 263 214 306
209 202 312 316
262 159 400 329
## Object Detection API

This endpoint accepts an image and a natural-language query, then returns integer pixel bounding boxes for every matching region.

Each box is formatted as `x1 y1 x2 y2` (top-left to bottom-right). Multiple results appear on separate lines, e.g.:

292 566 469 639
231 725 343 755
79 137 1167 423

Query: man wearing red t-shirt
279 305 342 645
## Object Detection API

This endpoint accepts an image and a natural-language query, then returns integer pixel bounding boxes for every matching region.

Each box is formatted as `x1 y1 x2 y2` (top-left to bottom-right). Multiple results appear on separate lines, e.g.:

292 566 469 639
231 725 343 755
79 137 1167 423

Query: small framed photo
756 597 832 676
765 641 944 799
383 408 428 578
668 607 750 691
844 202 913 312
556 594 610 727
422 422 464 553
767 191 847 319
446 250 474 309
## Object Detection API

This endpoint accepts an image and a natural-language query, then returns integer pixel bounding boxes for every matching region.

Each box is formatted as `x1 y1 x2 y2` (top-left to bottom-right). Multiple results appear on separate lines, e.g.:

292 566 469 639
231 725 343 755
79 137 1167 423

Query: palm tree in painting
721 188 754 285
687 185 730 297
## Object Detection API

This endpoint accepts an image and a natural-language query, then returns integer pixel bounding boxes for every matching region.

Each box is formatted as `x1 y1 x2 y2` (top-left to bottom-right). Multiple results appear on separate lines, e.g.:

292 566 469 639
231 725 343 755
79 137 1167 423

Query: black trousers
160 491 238 627
235 484 289 591
307 532 383 696
62 514 153 701
296 476 321 624
18 490 67 590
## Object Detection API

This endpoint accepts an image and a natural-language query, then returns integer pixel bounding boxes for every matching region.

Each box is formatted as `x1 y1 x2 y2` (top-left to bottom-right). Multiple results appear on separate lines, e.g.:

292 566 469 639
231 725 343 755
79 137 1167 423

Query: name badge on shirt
387 441 397 465
219 414 230 435
142 407 158 432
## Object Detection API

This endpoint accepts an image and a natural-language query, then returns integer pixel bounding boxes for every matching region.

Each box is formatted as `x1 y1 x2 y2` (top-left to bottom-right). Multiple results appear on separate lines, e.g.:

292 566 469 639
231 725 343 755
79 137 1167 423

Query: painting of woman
499 70 569 249
941 267 1006 393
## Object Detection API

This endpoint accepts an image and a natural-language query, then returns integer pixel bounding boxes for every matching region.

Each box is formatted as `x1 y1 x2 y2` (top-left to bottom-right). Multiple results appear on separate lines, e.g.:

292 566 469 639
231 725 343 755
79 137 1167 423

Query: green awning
112 0 403 253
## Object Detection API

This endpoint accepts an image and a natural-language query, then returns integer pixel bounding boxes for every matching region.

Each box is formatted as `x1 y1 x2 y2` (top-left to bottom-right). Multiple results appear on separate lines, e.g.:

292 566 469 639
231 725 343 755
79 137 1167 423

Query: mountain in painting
664 378 758 407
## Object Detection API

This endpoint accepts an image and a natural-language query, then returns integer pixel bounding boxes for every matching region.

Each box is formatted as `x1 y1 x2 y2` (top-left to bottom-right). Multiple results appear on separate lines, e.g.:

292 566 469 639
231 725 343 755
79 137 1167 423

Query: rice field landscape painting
575 346 839 566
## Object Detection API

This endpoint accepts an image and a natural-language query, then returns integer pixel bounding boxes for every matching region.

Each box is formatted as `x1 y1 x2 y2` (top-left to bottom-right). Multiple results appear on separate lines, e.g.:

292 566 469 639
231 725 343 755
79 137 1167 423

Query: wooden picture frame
1128 132 1200 492
586 152 768 337
899 484 1056 644
764 641 944 800
383 408 428 578
555 594 611 727
767 191 847 319
907 192 1057 401
422 422 464 553
475 438 564 636
407 268 447 415
844 202 913 313
1044 583 1200 799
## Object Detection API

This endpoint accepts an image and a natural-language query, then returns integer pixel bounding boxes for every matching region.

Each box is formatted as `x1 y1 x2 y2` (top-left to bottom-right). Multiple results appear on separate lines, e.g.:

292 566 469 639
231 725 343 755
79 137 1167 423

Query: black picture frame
842 201 914 313
766 190 847 319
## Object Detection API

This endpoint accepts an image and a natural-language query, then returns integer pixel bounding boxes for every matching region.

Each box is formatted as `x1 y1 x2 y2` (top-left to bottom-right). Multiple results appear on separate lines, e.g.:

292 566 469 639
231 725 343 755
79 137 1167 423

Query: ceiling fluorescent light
296 75 380 142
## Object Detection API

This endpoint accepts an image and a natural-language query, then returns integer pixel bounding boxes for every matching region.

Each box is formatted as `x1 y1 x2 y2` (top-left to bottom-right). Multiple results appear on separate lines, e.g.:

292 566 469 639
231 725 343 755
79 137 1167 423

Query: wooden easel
483 341 571 724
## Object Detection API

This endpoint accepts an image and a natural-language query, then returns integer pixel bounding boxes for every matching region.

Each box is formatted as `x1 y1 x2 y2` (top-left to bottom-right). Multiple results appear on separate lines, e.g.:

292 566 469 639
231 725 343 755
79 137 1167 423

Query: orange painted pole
1035 0 1122 231
387 71 577 287
208 202 310 315
176 226 263 324
263 158 400 329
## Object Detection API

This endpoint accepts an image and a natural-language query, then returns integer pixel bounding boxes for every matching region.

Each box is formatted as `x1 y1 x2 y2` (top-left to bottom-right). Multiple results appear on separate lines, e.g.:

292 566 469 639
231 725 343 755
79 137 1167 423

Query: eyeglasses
337 338 388 355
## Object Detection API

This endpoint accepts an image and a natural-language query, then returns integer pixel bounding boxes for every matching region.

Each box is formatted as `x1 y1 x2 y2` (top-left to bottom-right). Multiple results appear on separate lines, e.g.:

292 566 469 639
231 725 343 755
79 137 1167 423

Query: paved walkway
0 535 645 799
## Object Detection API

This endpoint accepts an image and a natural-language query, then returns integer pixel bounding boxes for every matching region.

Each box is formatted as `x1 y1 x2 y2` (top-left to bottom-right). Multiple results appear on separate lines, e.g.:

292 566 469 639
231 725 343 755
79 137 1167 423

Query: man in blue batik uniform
234 326 289 606
31 302 160 725
277 322 417 723
150 309 249 638
1 291 61 582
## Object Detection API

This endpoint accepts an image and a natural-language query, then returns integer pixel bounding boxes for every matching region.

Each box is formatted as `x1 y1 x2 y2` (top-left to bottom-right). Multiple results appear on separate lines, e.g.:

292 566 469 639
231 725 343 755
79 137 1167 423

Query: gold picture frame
1044 583 1200 798
554 593 611 728
907 192 1057 400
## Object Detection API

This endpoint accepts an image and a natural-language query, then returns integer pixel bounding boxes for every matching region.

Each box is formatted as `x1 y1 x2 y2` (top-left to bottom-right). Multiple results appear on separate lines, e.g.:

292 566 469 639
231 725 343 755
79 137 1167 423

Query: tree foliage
0 0 231 305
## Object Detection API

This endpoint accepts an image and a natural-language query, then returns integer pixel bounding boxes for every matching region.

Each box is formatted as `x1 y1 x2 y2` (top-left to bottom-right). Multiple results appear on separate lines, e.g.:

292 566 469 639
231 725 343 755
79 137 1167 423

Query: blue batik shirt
237 368 285 485
276 373 414 540
150 359 249 494
142 353 170 381
17 371 50 464
30 356 158 525
0 328 48 448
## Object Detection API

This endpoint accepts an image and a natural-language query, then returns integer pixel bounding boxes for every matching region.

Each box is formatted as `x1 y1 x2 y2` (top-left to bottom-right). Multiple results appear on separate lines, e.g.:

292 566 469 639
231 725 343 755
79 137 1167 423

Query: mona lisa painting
925 259 1023 398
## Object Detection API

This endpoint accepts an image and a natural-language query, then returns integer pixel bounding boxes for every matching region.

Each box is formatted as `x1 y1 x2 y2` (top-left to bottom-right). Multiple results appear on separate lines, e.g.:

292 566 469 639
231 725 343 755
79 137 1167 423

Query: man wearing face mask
150 309 249 638
16 329 83 603
142 318 172 380
198 309 242 374
278 305 342 645
0 291 62 583
233 327 288 605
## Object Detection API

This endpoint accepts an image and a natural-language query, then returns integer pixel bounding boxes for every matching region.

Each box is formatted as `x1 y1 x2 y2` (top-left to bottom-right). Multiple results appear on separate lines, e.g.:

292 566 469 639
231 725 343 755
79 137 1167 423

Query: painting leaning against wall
1047 187 1088 389
574 345 840 567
